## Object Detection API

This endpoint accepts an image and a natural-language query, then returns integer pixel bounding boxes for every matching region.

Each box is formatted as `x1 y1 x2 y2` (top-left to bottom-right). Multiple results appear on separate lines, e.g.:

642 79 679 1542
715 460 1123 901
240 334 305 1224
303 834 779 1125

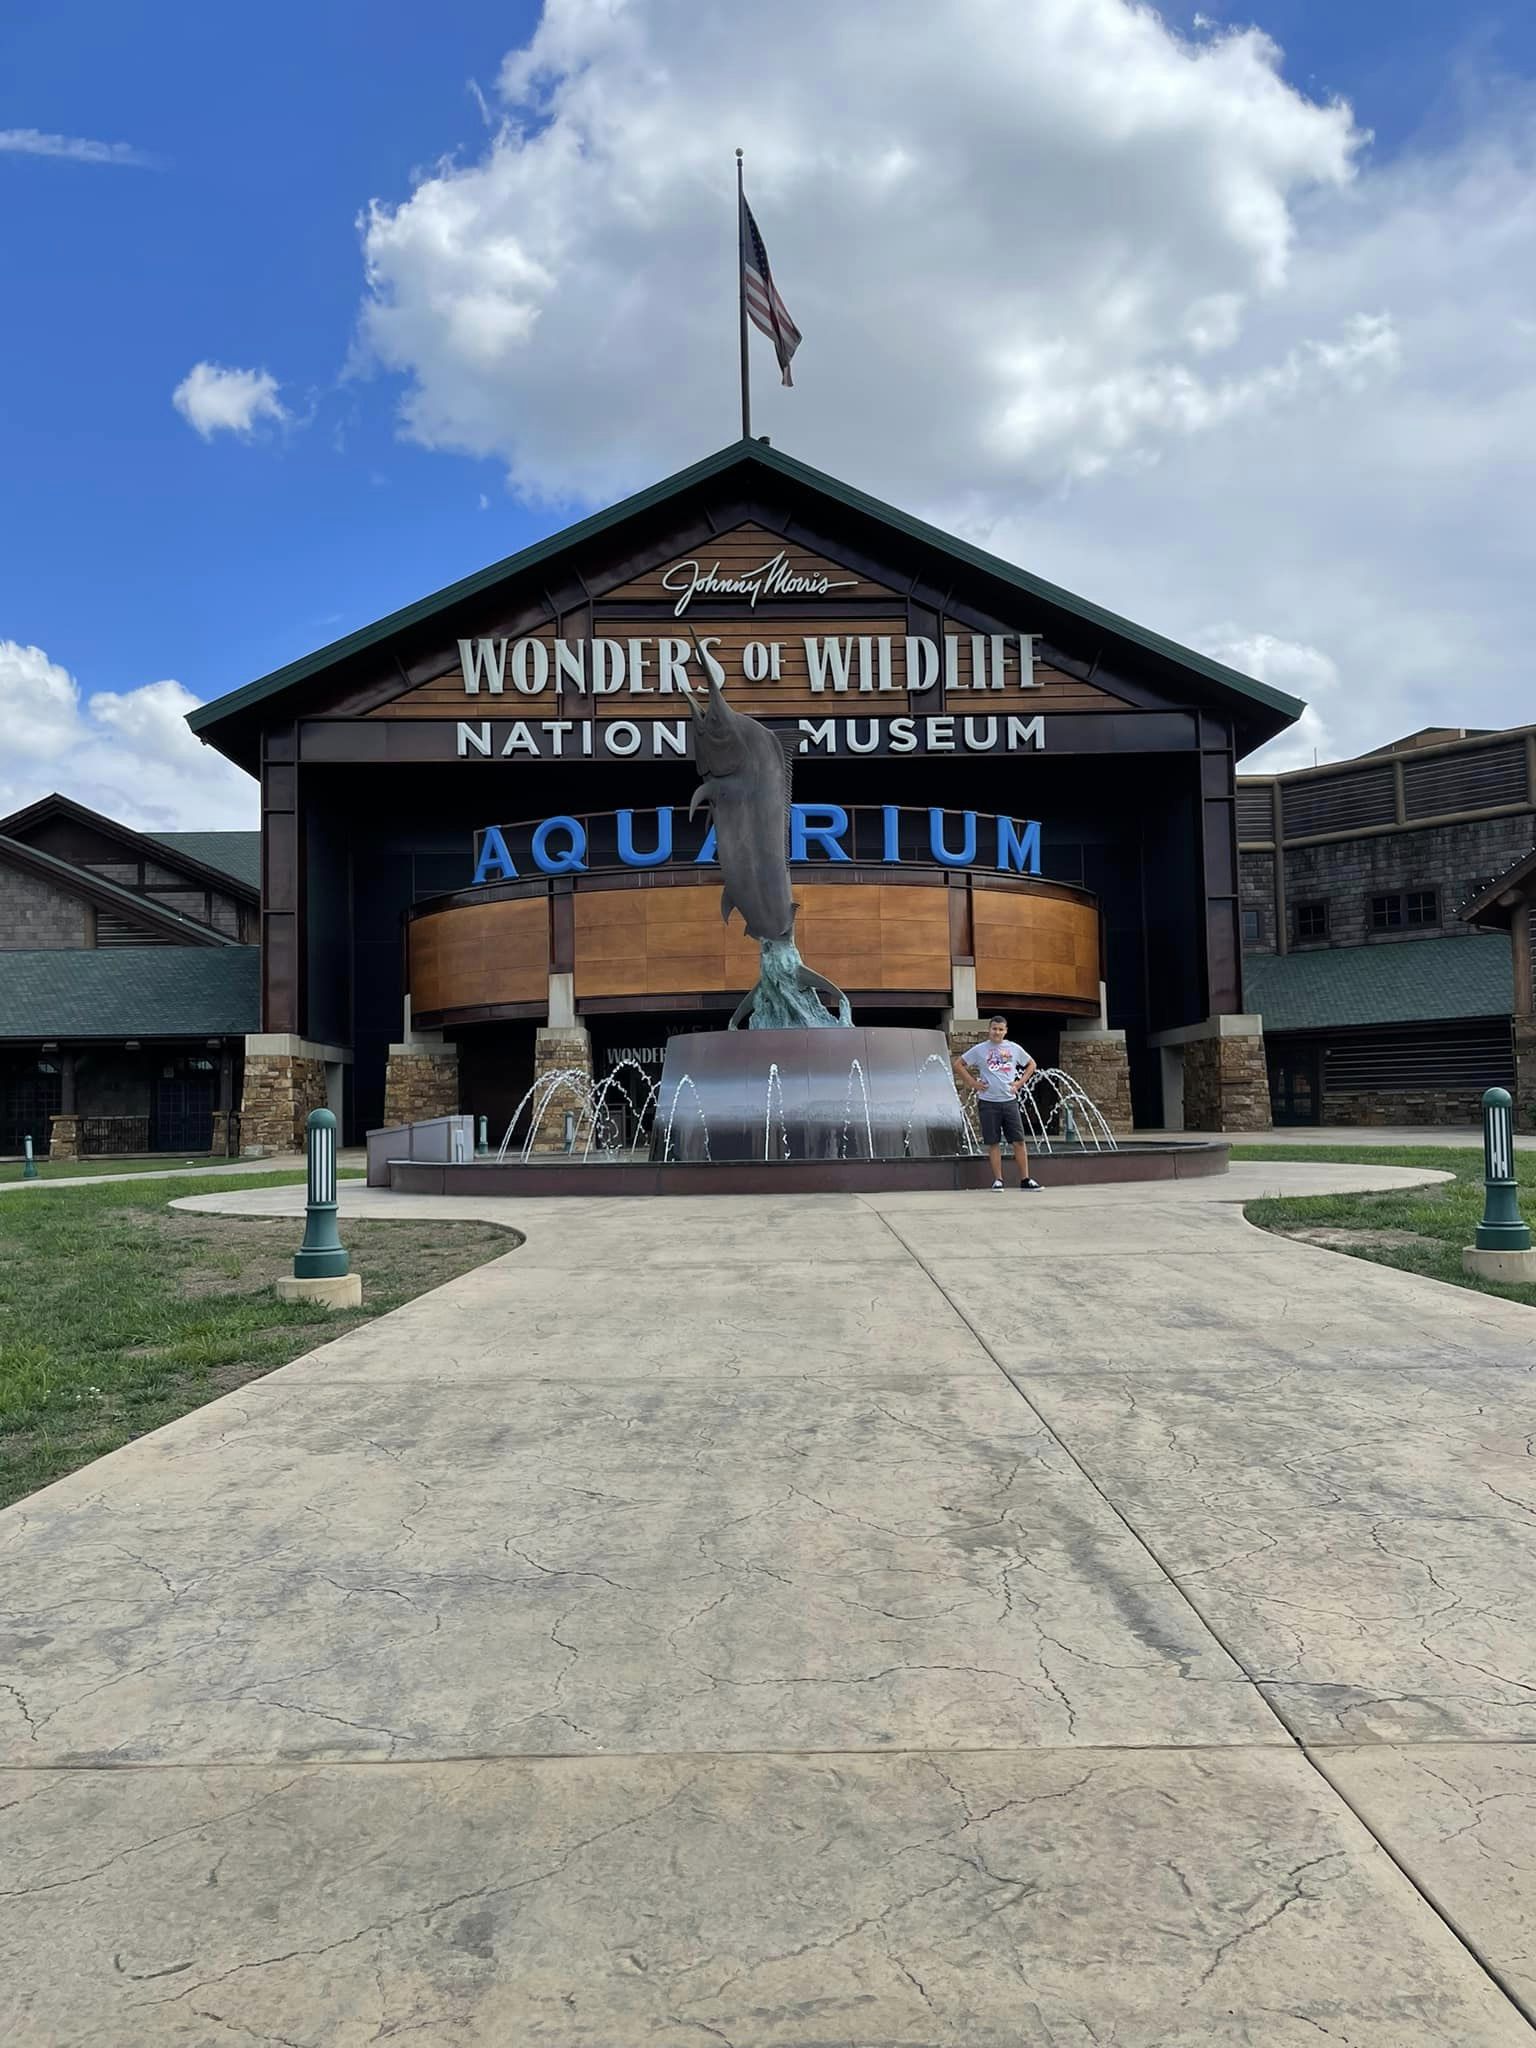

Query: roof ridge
0 834 240 946
0 793 260 900
187 438 1303 743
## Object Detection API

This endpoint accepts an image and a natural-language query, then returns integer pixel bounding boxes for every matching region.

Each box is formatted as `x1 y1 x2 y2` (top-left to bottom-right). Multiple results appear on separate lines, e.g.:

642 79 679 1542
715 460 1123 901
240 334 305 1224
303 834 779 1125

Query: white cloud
172 362 287 440
0 642 256 831
1199 633 1341 772
0 128 153 167
351 0 1536 761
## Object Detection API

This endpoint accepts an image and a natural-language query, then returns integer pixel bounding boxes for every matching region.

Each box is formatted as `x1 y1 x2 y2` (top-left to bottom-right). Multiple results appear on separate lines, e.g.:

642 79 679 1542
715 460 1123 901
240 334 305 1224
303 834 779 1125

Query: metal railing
80 1116 216 1157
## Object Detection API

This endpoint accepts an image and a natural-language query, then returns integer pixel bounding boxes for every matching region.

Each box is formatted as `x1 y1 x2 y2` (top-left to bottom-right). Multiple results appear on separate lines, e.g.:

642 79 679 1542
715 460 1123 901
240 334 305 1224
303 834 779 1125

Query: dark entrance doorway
0 1058 62 1156
1268 1041 1321 1126
152 1057 216 1152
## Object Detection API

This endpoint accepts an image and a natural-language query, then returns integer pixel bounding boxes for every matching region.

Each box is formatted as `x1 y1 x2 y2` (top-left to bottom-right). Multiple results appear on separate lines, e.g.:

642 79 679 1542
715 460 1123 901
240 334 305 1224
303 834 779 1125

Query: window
1294 900 1328 941
1370 894 1403 931
1371 890 1438 932
1241 908 1261 944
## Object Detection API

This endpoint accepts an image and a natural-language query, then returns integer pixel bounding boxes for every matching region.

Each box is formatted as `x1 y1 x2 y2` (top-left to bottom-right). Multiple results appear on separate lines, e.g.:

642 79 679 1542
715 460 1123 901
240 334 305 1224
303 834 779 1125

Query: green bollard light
22 1135 38 1180
293 1108 349 1279
1475 1087 1531 1252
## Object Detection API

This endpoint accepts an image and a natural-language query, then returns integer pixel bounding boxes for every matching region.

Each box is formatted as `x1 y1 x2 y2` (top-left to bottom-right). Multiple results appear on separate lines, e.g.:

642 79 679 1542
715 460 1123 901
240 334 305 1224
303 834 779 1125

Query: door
151 1061 216 1152
0 1059 61 1155
1267 1042 1321 1126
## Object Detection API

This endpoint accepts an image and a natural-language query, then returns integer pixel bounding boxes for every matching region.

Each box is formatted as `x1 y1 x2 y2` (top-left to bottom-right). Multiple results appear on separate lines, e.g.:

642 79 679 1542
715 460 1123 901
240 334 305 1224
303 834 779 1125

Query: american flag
740 191 802 387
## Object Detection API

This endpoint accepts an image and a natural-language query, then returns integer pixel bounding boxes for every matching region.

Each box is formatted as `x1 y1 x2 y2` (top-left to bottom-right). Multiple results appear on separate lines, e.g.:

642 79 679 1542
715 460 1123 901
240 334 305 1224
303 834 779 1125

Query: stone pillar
941 1018 985 1147
383 1045 460 1127
530 1025 593 1153
209 1111 233 1157
382 998 460 1130
1056 1025 1133 1131
1517 1019 1536 1131
48 1049 80 1159
239 1035 346 1155
1153 1014 1270 1133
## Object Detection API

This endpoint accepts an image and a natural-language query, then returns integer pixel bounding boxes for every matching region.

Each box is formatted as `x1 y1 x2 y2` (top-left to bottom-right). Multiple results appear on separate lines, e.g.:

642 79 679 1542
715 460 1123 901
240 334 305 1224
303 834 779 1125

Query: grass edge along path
1230 1141 1536 1313
0 1171 518 1510
0 1153 314 1184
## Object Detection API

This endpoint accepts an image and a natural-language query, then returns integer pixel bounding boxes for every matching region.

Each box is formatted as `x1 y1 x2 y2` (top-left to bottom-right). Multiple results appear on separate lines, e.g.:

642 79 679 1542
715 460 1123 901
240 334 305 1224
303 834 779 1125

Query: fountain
373 669 1228 1194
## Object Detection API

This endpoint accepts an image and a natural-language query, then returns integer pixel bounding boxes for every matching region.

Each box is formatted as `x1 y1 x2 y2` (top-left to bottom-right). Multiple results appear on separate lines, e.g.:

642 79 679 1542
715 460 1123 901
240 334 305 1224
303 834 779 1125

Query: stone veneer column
1162 1015 1270 1133
530 1025 593 1153
1517 1019 1536 1130
1056 1024 1133 1132
48 1114 81 1161
239 1036 340 1155
382 1046 460 1128
943 1018 985 1148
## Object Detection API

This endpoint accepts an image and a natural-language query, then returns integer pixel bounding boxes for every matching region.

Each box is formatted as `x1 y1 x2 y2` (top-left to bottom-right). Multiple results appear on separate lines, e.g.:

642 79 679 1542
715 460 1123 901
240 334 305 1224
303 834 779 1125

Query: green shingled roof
1245 935 1512 1033
0 948 259 1040
147 831 261 892
187 438 1304 754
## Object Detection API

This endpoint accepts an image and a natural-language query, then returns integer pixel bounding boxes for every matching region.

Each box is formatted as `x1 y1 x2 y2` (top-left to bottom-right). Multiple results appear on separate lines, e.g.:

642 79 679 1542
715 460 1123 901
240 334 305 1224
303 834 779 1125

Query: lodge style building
1239 725 1536 1125
3 440 1530 1156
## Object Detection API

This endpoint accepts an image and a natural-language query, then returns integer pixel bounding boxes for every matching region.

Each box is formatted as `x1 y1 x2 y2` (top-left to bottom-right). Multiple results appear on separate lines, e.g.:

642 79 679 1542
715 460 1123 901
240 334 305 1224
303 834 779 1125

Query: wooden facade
186 438 1299 1133
406 868 1100 1028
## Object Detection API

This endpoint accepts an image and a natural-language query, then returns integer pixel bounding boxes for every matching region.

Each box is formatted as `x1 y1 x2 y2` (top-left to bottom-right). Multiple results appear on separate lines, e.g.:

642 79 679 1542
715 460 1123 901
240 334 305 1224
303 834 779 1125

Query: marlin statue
682 638 851 1031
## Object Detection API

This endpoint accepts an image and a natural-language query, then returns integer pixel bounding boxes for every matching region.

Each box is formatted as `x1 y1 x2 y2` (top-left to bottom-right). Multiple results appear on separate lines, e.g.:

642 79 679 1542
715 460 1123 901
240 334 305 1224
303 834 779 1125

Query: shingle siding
0 859 90 950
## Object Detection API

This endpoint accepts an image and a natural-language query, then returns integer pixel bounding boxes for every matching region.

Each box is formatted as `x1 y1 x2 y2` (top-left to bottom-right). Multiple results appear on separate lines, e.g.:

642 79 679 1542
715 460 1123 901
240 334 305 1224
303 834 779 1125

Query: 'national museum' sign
453 711 1047 761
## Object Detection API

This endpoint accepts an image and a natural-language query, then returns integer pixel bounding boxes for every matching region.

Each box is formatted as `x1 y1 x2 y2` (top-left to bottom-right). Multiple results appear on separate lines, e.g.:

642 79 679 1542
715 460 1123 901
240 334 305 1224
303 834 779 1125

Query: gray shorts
979 1099 1025 1146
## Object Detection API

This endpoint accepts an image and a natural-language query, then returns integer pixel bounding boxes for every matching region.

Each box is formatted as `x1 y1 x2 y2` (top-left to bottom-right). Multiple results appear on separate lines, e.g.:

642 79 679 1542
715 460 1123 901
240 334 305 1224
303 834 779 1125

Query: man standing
954 1016 1042 1191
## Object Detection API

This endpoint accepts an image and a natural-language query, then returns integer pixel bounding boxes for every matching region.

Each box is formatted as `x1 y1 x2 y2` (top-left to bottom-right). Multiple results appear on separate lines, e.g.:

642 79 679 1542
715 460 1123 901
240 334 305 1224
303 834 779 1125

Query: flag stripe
740 193 801 387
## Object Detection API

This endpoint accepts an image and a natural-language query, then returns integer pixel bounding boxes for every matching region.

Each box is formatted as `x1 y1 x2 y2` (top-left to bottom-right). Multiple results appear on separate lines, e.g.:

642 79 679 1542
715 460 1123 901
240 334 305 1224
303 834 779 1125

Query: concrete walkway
5 1163 1536 2043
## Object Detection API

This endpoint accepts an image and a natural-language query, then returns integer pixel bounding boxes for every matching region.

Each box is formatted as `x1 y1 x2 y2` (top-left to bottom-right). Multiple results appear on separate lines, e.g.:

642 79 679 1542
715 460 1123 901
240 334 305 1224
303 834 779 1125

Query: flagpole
736 147 752 440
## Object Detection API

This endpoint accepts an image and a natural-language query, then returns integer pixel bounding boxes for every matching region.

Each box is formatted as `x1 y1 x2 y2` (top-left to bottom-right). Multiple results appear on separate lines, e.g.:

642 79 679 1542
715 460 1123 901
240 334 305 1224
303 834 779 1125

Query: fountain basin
385 1142 1229 1198
653 1026 968 1163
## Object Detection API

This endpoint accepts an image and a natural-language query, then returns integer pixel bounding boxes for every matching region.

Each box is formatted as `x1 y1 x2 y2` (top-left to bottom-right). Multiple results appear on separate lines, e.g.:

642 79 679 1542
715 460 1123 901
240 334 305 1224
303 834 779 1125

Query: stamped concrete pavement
5 1162 1536 2043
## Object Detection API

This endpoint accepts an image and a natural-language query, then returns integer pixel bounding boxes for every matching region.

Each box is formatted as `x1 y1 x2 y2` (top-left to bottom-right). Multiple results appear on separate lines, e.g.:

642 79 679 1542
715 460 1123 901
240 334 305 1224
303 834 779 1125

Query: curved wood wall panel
574 885 760 999
410 896 548 1014
409 872 1101 1021
973 886 1100 1007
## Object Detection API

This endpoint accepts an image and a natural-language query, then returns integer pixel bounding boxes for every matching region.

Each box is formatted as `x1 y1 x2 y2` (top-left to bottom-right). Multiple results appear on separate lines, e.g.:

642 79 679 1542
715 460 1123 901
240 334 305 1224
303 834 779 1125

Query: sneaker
1019 1177 1042 1192
991 1178 1005 1191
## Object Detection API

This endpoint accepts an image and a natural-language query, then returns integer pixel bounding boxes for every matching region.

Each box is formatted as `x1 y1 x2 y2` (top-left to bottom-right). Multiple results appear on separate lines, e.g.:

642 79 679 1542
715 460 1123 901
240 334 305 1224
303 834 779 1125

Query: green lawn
0 1154 324 1183
0 1173 516 1509
1231 1141 1536 1309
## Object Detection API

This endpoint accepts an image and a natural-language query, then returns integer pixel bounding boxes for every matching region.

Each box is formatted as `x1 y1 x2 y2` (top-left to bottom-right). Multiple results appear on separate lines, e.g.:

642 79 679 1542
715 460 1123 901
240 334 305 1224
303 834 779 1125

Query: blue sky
4 0 1535 823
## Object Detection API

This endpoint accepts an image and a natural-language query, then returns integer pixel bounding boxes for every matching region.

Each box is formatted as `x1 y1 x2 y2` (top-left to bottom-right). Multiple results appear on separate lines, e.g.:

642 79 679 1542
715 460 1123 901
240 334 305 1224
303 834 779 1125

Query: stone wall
1518 1019 1536 1127
530 1026 593 1152
1281 814 1536 950
1183 1032 1271 1132
241 1054 326 1155
1056 1031 1133 1132
383 1049 460 1128
48 1114 81 1161
1320 1088 1485 1128
0 859 89 949
1239 849 1276 953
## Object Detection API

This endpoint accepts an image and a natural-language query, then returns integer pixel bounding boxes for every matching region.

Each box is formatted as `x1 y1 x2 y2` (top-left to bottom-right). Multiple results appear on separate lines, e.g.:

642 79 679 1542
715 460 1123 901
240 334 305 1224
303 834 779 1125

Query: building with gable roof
181 437 1300 1150
0 794 260 1157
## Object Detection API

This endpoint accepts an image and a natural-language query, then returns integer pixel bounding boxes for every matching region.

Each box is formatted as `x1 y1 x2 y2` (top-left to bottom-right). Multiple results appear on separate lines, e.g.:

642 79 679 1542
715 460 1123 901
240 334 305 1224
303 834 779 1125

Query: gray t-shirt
962 1039 1033 1103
